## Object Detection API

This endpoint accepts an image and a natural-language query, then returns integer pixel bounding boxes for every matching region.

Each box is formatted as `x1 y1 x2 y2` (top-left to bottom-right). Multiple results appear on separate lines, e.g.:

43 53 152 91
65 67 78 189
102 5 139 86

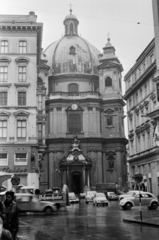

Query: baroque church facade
40 10 128 194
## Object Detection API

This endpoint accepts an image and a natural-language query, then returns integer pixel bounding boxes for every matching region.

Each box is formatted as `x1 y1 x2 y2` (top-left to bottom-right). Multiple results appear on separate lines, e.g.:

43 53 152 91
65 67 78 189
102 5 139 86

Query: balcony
47 91 101 100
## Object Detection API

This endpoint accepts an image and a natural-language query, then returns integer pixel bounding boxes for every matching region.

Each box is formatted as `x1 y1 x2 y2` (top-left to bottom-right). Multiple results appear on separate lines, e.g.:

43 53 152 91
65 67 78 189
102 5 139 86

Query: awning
0 172 13 186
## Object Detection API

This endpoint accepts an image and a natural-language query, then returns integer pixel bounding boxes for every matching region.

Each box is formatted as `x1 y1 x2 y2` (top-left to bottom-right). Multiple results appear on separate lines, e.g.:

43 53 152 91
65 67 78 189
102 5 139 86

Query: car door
133 194 140 206
16 195 32 212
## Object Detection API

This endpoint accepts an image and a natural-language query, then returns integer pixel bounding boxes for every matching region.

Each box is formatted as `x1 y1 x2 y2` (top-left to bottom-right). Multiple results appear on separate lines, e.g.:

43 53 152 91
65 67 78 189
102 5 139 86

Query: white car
85 191 97 204
120 192 158 210
68 192 79 204
93 192 108 206
119 190 144 201
15 193 58 214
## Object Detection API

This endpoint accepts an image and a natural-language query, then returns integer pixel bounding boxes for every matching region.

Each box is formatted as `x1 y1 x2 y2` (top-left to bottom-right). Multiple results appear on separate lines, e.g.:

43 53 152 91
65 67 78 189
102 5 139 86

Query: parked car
68 192 79 204
107 192 119 200
85 191 97 204
119 190 144 201
93 192 109 206
119 192 158 210
15 193 58 214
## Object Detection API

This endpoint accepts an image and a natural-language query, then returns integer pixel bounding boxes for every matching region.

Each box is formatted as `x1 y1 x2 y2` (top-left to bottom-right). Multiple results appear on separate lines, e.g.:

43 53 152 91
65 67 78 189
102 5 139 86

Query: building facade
123 38 159 196
40 10 128 194
0 12 47 190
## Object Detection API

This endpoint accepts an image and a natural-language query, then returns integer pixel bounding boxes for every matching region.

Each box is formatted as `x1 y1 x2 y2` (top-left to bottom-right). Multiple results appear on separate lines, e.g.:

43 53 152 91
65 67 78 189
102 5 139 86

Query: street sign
11 176 20 186
134 174 143 184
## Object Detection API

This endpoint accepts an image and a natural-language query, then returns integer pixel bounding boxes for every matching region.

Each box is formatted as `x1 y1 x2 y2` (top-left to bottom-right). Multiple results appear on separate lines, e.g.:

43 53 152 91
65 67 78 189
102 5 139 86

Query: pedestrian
0 191 19 240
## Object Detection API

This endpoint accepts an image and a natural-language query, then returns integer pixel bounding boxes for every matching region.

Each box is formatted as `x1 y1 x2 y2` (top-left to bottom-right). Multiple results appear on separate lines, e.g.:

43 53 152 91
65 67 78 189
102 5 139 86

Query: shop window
0 153 8 165
14 153 27 165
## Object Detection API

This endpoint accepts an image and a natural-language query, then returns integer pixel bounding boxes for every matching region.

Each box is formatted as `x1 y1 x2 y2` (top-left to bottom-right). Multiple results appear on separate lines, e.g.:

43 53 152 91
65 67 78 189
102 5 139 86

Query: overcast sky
1 0 154 88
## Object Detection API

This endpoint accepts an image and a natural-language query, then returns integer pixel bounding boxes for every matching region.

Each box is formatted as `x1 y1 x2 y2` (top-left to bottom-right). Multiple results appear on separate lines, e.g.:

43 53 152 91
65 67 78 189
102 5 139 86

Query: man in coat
0 191 19 240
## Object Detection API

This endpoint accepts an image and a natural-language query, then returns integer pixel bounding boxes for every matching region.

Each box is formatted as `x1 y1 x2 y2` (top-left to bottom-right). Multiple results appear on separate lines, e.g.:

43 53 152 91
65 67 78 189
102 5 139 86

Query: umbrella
0 171 13 186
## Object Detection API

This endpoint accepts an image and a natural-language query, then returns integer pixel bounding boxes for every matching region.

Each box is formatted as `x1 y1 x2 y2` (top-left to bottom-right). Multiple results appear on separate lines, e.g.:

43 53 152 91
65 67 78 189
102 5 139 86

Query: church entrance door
71 172 81 194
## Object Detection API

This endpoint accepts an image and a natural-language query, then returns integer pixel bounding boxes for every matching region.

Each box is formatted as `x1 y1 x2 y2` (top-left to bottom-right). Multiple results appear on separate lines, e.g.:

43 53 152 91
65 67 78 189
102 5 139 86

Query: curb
123 218 159 227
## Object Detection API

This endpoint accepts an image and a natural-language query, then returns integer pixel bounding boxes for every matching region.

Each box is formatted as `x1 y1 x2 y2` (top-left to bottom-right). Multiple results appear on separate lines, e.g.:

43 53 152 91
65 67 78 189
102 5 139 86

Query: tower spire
107 32 110 42
69 3 72 15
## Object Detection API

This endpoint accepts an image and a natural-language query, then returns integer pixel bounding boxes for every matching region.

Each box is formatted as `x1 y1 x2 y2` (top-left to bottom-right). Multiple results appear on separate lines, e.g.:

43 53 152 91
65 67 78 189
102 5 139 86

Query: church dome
44 10 100 75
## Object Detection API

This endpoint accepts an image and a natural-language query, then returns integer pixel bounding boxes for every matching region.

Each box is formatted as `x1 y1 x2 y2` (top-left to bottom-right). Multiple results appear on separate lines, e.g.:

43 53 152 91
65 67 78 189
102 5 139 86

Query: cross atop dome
107 32 110 42
69 3 73 14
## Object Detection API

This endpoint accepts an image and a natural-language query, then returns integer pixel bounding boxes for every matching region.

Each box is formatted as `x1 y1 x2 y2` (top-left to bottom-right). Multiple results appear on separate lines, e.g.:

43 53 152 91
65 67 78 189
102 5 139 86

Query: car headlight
120 201 125 206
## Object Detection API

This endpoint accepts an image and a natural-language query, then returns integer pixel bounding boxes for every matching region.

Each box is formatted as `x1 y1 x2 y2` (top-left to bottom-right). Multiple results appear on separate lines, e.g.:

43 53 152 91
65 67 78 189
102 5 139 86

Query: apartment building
123 38 159 196
0 12 47 190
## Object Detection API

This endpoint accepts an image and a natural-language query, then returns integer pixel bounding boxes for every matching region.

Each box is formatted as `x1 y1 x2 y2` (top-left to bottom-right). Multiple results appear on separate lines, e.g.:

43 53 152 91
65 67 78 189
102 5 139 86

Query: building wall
0 12 43 190
123 38 159 196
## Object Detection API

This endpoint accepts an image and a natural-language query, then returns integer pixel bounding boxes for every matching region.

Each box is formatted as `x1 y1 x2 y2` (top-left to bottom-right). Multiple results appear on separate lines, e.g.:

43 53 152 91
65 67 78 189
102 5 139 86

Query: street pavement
18 200 159 240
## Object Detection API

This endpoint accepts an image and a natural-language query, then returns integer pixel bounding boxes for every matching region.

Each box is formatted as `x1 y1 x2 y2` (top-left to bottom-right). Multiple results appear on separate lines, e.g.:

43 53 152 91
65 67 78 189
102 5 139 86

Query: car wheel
151 202 158 210
45 207 53 215
97 203 98 207
125 202 132 210
86 201 88 204
55 204 60 211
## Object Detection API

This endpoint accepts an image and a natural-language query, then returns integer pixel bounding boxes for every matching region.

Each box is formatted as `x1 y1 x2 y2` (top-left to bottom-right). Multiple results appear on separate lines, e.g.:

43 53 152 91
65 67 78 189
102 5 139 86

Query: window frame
18 66 27 82
0 120 7 138
14 153 27 166
105 77 112 87
18 91 26 106
1 40 9 54
0 153 8 166
17 119 27 139
19 40 27 54
0 66 8 82
0 92 7 106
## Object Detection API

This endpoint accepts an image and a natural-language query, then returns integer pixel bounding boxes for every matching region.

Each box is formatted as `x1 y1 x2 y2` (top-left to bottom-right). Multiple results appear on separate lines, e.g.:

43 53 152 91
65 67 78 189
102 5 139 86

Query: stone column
87 170 90 188
83 167 85 187
49 152 53 188
42 123 45 145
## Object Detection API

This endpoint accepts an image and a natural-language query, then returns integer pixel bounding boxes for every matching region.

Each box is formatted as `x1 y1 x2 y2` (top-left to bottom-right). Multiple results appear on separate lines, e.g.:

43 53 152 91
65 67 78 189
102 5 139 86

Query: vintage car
85 191 97 204
93 192 109 206
15 193 58 214
68 192 79 204
107 192 119 200
119 192 159 210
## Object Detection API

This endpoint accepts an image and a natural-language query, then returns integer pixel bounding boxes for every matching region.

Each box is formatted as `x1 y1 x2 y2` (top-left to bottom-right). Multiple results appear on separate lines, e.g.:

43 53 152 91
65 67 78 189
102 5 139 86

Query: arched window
105 77 112 87
70 23 73 33
68 114 81 133
68 83 78 93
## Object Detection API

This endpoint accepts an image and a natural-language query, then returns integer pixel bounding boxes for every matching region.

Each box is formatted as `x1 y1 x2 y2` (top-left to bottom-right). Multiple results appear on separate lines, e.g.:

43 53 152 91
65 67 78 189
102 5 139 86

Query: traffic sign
11 176 20 186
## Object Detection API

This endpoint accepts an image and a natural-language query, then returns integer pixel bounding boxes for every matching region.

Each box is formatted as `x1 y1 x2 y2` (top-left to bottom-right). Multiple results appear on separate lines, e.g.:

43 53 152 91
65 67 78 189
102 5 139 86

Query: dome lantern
63 8 79 36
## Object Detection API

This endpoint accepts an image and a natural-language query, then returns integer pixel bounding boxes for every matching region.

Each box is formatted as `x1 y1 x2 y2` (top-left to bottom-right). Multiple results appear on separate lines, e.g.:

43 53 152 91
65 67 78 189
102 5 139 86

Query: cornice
123 62 156 100
14 83 30 88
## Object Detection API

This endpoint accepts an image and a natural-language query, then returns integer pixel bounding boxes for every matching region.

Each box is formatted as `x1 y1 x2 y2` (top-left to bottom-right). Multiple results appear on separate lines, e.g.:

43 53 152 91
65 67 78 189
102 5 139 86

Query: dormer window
105 77 112 87
1 40 8 53
69 46 76 55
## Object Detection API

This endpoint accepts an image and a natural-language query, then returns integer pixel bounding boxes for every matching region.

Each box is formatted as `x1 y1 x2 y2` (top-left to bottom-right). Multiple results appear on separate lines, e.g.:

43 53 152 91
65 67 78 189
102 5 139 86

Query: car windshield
96 193 105 197
87 191 96 196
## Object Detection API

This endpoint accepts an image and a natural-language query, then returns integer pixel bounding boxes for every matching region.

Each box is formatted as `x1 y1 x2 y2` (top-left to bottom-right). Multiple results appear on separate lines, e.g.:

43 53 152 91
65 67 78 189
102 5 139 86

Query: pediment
106 151 116 156
66 104 83 111
15 57 30 64
0 111 11 117
0 57 11 63
98 61 123 71
13 110 30 117
104 108 115 114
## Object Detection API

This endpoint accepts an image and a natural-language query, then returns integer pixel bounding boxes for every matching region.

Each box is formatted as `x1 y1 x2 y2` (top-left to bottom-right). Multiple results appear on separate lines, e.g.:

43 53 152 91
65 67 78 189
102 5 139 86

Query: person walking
0 191 19 240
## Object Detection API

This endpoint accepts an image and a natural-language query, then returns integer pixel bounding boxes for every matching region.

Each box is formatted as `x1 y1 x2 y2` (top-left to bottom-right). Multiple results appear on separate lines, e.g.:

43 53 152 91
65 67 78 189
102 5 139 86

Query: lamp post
134 173 143 222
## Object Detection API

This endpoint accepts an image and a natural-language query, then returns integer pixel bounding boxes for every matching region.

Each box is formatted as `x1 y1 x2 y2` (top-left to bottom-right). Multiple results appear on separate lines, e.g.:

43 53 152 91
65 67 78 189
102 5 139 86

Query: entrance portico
59 136 92 194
